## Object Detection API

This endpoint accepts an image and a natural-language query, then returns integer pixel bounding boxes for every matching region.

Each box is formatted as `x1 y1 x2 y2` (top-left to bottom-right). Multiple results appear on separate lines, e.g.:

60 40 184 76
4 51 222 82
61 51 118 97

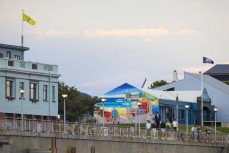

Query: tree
148 80 167 89
58 82 99 122
224 80 229 85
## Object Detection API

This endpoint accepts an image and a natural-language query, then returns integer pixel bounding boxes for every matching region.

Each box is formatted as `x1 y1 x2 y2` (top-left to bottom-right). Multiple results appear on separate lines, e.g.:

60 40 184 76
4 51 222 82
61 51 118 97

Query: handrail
0 118 228 145
222 135 229 153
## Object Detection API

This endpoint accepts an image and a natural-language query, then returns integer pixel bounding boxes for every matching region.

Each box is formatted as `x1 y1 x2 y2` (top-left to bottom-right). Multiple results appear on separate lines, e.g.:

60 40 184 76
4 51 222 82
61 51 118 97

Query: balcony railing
0 58 58 74
0 118 228 145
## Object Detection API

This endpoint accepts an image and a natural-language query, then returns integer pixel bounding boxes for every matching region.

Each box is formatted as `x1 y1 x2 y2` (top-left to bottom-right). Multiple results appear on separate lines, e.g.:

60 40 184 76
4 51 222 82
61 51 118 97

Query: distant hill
80 92 91 97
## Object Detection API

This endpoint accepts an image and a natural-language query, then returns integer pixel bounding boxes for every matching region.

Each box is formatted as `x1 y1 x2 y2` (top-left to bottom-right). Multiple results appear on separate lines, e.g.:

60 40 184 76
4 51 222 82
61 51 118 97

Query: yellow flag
23 13 36 25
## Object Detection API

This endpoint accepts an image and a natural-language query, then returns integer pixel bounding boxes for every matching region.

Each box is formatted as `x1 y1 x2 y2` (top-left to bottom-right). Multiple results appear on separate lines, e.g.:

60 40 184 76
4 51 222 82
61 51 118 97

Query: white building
148 72 229 123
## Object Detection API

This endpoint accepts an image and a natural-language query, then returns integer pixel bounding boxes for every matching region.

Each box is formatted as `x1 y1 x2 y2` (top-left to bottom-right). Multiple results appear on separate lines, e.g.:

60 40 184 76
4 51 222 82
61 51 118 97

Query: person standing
155 113 160 129
191 124 197 141
172 119 178 131
146 120 151 136
172 119 178 138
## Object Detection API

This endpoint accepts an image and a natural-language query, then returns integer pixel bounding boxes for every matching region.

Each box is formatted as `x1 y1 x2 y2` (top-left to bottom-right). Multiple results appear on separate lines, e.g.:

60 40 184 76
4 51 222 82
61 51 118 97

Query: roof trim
0 44 29 51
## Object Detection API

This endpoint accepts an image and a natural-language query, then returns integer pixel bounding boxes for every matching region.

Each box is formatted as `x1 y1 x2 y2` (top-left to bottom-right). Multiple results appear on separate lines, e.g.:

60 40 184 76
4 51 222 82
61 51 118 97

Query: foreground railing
0 118 228 145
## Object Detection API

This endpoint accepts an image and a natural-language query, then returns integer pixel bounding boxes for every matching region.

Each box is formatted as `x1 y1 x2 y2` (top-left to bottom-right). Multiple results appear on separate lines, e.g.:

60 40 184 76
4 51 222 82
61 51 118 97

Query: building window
19 82 24 98
20 62 25 68
6 78 15 99
43 85 48 101
14 55 20 60
52 86 55 102
5 113 13 119
32 64 37 69
30 82 39 102
8 60 14 66
7 51 11 59
163 87 175 91
179 110 185 119
0 53 3 58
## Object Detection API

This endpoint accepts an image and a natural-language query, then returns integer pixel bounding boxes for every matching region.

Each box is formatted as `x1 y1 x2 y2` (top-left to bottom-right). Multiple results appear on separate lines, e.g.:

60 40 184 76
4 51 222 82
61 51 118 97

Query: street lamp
185 105 190 140
134 103 138 129
137 102 141 137
101 98 106 128
19 89 25 130
213 107 218 140
62 94 68 133
176 95 179 132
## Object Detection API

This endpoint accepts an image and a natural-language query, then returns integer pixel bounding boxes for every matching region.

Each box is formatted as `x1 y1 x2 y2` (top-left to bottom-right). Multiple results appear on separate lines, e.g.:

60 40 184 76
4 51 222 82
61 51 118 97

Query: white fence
0 118 228 145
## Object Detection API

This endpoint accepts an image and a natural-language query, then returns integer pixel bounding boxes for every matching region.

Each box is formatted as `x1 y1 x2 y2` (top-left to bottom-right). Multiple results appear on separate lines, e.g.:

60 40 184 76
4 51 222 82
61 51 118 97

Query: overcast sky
1 0 229 96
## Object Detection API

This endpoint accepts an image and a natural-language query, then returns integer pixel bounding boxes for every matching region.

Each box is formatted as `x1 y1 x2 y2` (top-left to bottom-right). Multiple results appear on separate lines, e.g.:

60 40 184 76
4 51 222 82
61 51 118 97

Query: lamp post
185 105 190 140
213 107 218 140
176 95 179 132
137 102 141 137
62 94 68 133
57 114 60 132
101 98 106 128
19 89 25 130
134 103 138 129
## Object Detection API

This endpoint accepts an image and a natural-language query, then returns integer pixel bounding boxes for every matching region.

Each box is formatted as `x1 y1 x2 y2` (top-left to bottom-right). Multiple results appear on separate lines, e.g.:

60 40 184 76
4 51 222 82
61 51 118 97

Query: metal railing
0 118 228 145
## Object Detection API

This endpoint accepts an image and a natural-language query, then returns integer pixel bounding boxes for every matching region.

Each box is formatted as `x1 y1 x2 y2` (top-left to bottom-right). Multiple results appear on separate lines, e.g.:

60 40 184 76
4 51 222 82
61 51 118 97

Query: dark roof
204 64 229 74
0 44 29 51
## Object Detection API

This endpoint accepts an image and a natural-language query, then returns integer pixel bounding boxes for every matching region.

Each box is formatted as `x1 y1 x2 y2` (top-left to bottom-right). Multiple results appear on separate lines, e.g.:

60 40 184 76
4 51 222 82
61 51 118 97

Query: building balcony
0 58 59 75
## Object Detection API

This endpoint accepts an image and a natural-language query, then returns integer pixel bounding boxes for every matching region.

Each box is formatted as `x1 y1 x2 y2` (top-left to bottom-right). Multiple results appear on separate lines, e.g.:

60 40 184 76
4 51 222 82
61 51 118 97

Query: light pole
185 105 190 140
62 94 68 133
134 104 138 129
57 114 60 132
19 89 25 130
213 107 218 140
101 98 106 128
176 95 179 132
137 102 141 137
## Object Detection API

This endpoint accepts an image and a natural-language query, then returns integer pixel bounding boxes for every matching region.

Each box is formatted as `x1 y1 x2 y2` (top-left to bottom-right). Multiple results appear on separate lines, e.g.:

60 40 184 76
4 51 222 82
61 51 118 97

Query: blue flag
203 57 214 64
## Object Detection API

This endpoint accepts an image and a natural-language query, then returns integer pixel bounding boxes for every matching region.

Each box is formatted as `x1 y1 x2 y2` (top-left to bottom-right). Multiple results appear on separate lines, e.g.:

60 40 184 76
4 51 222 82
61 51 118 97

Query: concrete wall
0 131 225 153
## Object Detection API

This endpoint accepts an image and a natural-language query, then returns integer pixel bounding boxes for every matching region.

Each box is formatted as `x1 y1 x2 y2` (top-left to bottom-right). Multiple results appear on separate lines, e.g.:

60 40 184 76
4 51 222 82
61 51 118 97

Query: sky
1 0 229 96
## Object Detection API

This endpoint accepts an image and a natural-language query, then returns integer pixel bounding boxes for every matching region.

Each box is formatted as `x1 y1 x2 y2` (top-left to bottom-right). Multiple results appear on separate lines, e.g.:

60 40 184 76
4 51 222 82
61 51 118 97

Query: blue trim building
0 44 60 120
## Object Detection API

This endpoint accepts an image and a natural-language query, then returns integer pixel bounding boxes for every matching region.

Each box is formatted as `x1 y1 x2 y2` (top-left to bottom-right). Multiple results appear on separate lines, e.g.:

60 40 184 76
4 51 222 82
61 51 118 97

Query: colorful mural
96 83 159 123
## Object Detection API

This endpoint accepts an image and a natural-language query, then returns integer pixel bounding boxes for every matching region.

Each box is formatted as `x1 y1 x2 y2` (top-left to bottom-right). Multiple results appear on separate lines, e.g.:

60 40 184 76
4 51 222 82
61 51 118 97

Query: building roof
0 43 29 51
189 72 229 94
104 83 141 96
101 82 201 103
143 89 201 103
204 64 229 74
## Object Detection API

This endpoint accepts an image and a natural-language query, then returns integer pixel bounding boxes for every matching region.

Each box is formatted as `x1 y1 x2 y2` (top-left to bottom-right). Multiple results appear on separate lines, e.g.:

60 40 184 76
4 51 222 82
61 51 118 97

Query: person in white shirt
146 120 151 129
172 119 178 131
146 120 151 136
191 124 197 140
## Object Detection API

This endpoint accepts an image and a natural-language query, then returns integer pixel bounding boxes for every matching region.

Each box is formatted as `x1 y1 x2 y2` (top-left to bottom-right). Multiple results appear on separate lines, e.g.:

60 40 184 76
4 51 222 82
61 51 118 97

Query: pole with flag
201 57 214 126
21 10 36 46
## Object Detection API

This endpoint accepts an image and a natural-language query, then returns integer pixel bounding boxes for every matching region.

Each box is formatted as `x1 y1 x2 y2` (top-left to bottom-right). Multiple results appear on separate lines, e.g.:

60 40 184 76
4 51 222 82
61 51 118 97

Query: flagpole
21 10 24 47
201 59 204 126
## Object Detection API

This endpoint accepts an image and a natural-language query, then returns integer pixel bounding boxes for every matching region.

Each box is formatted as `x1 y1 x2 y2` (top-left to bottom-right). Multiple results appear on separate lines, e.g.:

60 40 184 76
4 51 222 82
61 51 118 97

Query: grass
215 127 229 134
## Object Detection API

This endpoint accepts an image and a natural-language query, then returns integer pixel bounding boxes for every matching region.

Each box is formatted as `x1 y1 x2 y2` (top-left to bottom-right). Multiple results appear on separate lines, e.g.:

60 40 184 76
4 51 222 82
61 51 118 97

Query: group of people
145 114 208 141
191 124 203 141
146 115 178 131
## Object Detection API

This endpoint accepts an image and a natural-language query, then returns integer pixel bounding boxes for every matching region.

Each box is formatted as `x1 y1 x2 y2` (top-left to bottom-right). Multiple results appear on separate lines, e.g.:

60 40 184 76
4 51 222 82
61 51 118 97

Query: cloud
27 28 201 39
83 28 202 38
27 28 79 38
